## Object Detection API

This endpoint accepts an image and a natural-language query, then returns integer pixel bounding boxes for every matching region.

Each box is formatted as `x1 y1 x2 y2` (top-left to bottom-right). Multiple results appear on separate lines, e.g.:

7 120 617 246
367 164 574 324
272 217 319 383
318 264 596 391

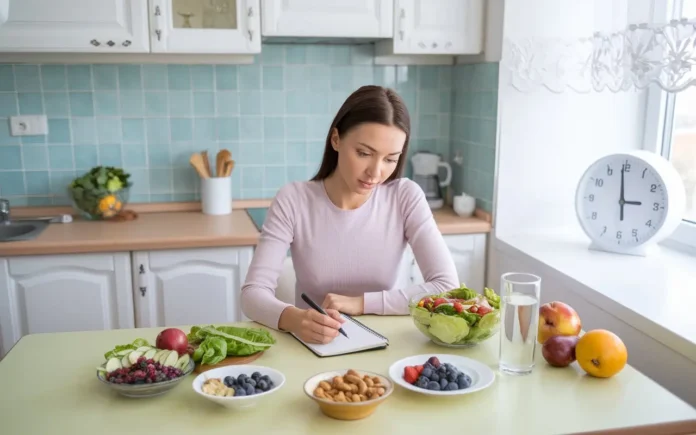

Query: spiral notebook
291 314 389 357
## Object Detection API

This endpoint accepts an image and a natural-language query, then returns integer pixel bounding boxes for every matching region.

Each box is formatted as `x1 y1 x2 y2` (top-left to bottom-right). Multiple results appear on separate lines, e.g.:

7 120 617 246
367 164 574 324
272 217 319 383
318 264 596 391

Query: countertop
0 316 694 435
0 201 491 257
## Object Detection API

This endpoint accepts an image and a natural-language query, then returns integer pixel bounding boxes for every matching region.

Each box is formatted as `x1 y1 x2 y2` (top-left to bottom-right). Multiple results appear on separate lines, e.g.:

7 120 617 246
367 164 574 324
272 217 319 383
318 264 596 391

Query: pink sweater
240 178 460 330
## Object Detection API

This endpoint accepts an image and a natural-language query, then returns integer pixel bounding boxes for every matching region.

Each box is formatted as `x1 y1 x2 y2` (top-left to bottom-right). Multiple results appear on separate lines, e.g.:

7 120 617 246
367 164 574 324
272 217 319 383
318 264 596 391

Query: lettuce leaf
446 284 478 301
484 287 501 309
188 325 277 364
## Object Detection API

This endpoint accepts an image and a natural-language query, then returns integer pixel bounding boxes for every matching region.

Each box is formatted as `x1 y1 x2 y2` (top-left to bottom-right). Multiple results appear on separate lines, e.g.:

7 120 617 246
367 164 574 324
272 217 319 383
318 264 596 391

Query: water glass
498 272 541 375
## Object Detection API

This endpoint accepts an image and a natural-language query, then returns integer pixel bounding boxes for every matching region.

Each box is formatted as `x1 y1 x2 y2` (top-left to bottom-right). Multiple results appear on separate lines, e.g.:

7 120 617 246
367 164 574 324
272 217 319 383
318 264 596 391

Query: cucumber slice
116 349 133 356
128 351 143 365
96 366 108 374
121 354 132 368
153 350 166 362
105 357 122 372
144 349 157 360
135 346 152 353
175 354 190 370
164 350 179 367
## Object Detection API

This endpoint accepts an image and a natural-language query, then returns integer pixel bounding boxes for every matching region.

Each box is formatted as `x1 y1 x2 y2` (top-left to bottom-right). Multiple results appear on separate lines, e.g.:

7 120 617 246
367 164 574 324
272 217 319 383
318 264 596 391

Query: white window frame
642 0 696 253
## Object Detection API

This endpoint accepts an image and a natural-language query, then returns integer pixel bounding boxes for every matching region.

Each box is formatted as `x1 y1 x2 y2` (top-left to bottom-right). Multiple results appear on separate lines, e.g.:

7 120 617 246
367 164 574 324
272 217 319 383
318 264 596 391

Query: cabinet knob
418 41 426 49
122 40 131 47
107 40 115 47
432 42 438 48
90 39 100 46
154 5 161 16
155 29 162 41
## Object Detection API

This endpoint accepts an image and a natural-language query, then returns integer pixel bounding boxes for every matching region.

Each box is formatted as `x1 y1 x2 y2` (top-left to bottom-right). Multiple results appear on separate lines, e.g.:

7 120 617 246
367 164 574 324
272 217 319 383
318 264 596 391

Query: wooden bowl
303 369 393 421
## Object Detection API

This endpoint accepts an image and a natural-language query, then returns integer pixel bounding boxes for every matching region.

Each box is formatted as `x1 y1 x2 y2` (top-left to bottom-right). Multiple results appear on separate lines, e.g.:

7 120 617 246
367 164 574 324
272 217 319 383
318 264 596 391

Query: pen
301 293 349 338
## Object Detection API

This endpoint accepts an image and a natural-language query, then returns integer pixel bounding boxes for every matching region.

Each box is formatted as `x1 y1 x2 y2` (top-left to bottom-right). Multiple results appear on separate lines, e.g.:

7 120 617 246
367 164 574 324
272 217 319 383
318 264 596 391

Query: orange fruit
575 329 627 378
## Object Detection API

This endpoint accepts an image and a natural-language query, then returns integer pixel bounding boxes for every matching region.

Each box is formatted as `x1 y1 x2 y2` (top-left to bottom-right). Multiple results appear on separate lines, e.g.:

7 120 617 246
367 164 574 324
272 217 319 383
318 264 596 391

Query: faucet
0 198 10 224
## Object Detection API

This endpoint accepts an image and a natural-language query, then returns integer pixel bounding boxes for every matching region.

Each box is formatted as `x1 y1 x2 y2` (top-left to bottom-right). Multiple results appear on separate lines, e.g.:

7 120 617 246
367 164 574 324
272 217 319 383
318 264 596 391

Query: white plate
388 354 495 396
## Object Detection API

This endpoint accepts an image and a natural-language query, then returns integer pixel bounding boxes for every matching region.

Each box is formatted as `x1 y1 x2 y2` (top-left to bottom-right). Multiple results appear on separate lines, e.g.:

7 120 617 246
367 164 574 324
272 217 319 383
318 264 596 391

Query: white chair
275 255 297 305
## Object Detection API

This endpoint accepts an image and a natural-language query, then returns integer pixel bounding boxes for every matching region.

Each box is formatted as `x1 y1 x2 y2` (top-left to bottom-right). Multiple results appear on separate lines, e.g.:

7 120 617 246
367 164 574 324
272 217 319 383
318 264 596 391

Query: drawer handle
155 29 162 41
90 39 100 46
122 40 131 47
398 8 406 41
107 40 115 47
247 6 256 41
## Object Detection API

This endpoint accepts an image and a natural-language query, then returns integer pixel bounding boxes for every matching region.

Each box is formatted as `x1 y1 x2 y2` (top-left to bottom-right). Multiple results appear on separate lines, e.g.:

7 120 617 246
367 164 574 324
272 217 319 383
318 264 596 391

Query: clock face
576 155 668 249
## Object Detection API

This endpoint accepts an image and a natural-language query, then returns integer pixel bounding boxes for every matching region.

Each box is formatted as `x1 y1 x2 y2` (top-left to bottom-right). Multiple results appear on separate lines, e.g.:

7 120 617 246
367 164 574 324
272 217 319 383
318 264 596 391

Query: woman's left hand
321 293 364 315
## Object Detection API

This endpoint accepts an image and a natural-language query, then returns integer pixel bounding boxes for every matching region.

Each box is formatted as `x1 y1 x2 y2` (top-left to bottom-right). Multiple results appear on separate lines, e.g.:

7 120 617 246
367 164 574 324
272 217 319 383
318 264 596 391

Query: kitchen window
644 0 696 251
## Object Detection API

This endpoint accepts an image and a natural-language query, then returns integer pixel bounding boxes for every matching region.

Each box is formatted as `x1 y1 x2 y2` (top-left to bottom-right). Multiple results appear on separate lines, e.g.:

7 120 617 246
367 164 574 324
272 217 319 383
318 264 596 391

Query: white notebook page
293 315 388 357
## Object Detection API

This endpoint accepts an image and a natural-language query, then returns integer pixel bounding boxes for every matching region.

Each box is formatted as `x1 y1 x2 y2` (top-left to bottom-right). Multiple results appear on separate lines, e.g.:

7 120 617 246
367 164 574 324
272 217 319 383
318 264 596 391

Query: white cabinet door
0 253 135 356
442 234 486 291
0 0 150 53
261 0 393 38
407 234 487 291
132 246 253 328
378 0 484 56
149 0 261 53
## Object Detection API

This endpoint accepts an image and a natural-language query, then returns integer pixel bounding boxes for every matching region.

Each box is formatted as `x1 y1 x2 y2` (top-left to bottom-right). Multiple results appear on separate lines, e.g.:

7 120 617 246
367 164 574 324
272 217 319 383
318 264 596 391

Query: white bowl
192 365 285 409
388 354 495 396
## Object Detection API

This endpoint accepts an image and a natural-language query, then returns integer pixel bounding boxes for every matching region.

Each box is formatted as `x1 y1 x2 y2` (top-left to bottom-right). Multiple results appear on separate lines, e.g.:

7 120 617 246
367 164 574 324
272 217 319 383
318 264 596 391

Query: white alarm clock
575 150 686 256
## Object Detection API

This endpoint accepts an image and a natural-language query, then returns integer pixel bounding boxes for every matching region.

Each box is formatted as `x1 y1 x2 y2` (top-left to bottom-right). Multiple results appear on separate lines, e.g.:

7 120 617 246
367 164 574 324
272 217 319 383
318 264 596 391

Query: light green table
1 316 695 435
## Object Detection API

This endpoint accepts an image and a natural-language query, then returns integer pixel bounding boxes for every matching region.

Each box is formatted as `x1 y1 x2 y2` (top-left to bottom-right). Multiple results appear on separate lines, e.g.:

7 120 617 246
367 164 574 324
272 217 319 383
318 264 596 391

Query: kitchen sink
0 221 49 242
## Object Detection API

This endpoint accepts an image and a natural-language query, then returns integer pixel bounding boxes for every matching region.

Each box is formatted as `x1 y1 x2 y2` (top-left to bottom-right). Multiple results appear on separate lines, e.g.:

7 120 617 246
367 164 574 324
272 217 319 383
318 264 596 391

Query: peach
537 301 582 344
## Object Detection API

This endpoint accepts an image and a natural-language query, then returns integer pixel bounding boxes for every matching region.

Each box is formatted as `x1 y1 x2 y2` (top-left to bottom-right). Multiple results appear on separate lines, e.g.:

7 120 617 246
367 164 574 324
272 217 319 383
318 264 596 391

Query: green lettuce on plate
187 325 276 366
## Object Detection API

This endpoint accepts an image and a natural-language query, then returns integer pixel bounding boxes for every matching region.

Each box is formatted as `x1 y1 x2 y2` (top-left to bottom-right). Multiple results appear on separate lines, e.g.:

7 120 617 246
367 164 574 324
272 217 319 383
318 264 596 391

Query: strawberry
453 302 464 313
415 364 424 375
403 366 419 384
433 298 448 308
477 305 492 316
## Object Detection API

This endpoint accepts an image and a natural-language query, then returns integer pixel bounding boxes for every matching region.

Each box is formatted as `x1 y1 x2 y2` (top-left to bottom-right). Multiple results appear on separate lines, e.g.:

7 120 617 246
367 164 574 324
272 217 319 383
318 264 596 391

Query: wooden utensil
189 153 210 178
224 159 235 177
216 149 232 177
201 150 212 178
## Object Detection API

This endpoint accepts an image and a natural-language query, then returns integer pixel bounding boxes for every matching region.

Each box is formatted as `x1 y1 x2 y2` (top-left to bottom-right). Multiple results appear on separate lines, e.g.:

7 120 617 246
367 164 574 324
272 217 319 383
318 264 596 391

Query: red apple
156 328 188 354
537 301 582 344
542 335 579 367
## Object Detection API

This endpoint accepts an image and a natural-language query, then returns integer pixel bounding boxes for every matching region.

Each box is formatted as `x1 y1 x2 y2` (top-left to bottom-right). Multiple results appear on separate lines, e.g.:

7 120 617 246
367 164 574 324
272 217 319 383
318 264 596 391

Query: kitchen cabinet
400 233 487 291
260 0 393 39
132 246 253 328
0 253 135 356
375 0 484 61
0 0 150 53
149 0 261 54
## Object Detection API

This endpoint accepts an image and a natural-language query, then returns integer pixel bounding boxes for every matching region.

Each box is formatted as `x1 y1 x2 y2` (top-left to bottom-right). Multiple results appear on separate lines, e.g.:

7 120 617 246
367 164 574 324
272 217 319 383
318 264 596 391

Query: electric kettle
411 152 452 209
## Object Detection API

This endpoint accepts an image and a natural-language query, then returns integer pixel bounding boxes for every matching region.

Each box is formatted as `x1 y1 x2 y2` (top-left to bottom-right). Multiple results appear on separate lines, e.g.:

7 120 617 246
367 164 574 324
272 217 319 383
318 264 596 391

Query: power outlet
9 115 48 136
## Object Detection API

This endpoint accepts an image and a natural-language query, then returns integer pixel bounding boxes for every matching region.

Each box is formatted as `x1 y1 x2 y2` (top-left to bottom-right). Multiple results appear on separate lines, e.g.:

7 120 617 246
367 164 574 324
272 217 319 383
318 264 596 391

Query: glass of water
498 272 541 375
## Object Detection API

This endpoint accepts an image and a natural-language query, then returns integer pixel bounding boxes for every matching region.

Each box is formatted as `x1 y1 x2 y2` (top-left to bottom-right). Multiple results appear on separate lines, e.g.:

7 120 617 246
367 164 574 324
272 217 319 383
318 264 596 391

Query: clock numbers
595 178 604 187
646 220 652 227
591 212 597 220
650 184 657 192
653 202 659 211
589 194 594 202
601 226 607 235
642 168 647 179
616 231 622 239
606 165 613 175
622 160 631 172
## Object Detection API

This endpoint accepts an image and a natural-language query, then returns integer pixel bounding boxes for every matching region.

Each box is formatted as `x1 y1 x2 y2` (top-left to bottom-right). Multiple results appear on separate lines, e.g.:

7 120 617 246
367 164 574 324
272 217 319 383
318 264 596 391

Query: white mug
201 177 232 215
453 193 476 217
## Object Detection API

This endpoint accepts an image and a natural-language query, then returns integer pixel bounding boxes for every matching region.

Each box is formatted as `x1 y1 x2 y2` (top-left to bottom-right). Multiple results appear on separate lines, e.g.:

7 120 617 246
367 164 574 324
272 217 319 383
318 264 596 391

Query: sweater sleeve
363 179 460 315
240 185 296 330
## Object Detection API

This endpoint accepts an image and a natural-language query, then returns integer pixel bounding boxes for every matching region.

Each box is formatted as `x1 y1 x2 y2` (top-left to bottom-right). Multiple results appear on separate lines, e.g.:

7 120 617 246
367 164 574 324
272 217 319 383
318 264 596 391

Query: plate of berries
388 354 495 396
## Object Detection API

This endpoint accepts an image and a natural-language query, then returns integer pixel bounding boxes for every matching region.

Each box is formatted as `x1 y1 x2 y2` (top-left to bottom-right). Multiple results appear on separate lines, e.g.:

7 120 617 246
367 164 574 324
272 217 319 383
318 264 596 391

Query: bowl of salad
68 166 132 220
409 285 501 348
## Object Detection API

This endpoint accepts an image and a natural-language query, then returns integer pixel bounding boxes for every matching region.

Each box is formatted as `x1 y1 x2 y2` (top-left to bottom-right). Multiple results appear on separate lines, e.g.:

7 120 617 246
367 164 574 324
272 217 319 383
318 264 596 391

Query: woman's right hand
279 306 345 344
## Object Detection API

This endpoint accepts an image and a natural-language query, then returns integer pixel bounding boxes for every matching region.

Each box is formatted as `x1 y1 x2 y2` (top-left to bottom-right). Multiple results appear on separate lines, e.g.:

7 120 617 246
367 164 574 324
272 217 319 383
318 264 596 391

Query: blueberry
268 380 275 389
260 375 271 383
439 378 449 389
416 378 429 389
437 366 447 375
234 387 247 397
246 378 257 388
245 384 255 395
224 376 236 387
424 362 435 371
251 371 261 381
421 368 433 379
258 380 269 391
457 374 472 389
237 374 248 383
446 382 459 391
417 375 428 384
447 373 458 383
255 388 263 394
427 381 441 391
430 373 440 382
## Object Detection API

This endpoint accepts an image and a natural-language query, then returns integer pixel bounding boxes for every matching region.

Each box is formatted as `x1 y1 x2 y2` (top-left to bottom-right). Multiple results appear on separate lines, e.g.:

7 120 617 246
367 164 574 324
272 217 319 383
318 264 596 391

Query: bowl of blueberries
192 365 285 409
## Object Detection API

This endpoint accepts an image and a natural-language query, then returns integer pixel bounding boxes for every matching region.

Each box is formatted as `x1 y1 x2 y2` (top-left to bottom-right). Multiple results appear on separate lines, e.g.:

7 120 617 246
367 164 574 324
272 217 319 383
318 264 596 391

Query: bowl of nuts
303 369 393 420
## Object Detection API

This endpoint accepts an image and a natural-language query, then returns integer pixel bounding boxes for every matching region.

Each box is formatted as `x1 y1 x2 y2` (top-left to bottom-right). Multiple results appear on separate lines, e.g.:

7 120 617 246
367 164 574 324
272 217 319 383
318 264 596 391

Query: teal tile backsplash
0 43 495 210
450 63 498 213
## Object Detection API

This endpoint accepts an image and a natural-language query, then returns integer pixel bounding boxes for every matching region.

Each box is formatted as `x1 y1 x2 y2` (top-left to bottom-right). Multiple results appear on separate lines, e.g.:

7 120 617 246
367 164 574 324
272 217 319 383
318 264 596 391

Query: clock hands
618 162 642 222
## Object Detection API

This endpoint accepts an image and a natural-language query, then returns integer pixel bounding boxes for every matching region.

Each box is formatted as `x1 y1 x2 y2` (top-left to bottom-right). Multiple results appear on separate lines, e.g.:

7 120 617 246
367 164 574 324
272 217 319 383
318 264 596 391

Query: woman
240 85 459 344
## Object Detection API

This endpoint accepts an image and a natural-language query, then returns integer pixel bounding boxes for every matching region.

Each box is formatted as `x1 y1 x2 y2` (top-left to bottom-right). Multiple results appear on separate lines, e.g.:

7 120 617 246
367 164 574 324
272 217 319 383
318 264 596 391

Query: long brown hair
310 85 411 182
